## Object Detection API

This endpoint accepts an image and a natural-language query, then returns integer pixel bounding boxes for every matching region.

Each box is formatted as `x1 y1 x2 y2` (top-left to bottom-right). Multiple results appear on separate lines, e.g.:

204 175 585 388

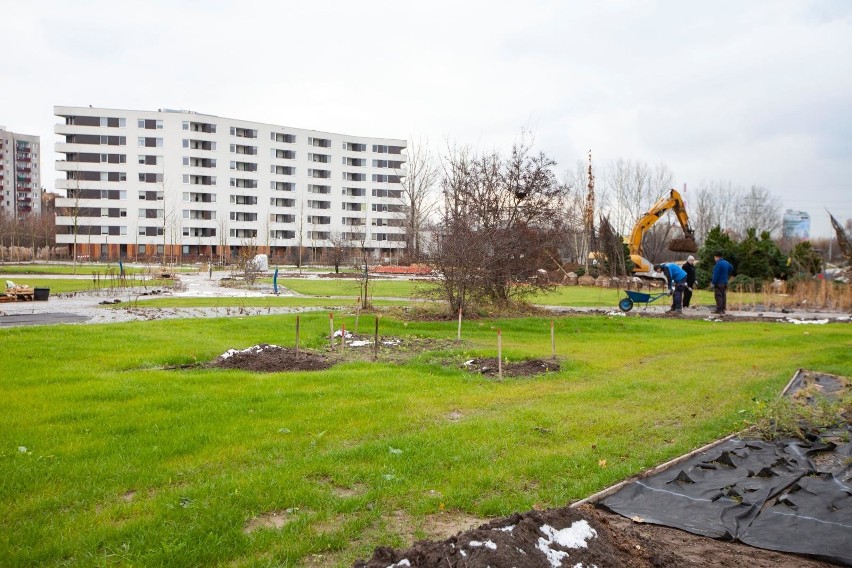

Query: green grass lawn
1 313 849 567
273 278 435 299
0 264 157 276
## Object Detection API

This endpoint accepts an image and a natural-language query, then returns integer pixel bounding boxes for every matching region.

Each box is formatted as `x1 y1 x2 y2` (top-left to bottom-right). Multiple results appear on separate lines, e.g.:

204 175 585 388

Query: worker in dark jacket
711 252 734 314
653 262 687 314
682 255 696 308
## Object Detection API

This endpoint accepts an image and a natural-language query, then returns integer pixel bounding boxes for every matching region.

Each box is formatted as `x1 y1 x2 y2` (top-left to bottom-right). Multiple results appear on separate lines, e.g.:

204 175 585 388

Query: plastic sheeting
599 428 852 565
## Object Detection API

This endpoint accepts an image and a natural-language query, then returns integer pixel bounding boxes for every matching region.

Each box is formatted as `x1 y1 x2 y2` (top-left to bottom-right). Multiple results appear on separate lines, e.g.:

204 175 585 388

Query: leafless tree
429 136 565 313
398 139 439 262
601 159 674 236
327 231 350 273
691 182 781 242
733 185 782 237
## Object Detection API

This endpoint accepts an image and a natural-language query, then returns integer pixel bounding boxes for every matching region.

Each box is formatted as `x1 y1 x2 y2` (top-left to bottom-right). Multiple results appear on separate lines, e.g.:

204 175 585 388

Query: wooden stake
373 316 379 360
457 306 462 342
295 315 300 356
341 323 346 352
551 320 556 359
497 328 503 380
354 305 360 335
329 312 334 351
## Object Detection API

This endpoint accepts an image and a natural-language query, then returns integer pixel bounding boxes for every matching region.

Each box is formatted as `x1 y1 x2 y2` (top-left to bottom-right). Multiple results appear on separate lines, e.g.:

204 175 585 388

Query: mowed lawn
1 313 849 567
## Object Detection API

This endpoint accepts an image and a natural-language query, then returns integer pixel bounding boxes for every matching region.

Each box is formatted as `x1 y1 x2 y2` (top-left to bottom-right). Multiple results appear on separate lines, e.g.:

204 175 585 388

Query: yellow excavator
625 188 697 278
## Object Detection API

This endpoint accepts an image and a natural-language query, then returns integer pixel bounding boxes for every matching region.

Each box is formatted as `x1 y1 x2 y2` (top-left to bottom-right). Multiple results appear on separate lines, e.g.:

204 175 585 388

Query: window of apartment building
138 137 163 148
272 149 296 159
372 174 401 183
344 172 366 181
137 119 163 129
307 200 330 209
372 188 403 198
343 142 366 152
343 157 366 166
308 169 330 179
100 117 126 128
343 187 366 197
271 132 296 143
308 184 330 194
308 153 329 163
230 195 258 205
270 181 295 191
308 137 331 148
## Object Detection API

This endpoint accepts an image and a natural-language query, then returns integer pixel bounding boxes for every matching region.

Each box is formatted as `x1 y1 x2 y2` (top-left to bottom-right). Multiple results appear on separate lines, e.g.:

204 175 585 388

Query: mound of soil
353 504 837 568
464 357 560 378
210 344 332 372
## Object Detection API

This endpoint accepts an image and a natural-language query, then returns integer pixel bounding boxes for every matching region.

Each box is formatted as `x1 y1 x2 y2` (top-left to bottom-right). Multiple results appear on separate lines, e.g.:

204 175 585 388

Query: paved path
0 272 848 328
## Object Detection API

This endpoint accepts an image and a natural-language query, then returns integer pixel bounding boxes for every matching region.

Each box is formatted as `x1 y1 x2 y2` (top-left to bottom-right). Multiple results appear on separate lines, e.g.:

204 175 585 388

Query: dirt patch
463 357 560 378
210 344 332 372
353 504 838 568
243 508 300 534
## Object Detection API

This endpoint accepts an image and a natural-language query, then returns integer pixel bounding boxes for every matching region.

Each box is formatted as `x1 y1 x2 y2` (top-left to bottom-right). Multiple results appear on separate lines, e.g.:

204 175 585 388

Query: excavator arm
624 189 697 276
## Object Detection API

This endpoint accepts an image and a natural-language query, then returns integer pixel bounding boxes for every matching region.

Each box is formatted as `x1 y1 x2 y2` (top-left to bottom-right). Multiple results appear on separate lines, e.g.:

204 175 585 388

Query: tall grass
729 279 852 312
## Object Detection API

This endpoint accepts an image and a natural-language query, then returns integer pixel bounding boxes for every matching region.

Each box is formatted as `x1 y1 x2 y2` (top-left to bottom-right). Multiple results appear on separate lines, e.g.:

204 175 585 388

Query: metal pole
328 312 334 351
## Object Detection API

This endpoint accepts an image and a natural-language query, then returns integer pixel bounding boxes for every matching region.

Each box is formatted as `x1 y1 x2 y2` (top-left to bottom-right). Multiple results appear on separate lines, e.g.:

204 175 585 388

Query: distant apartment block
0 127 41 218
54 106 407 262
782 209 810 240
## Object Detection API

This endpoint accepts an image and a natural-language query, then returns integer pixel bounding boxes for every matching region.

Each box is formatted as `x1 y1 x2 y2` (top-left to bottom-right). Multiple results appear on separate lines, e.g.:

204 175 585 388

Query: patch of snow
537 538 570 567
495 525 515 532
542 520 597 548
348 340 372 347
459 549 467 557
18 446 27 453
785 318 829 325
333 329 353 338
537 520 598 568
220 344 281 359
605 311 626 317
389 447 403 455
385 559 411 568
382 339 401 346
463 359 475 366
468 540 497 550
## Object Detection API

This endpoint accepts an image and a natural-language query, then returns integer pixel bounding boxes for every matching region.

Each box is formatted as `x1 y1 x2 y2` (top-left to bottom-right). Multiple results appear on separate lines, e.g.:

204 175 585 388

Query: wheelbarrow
618 289 670 312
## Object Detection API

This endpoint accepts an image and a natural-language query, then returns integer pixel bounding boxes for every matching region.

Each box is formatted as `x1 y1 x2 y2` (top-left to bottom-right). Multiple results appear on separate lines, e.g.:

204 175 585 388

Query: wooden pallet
5 287 34 301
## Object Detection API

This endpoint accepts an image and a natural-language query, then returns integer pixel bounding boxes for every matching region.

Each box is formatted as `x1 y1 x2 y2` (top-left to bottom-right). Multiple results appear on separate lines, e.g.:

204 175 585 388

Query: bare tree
327 231 350 273
733 185 782 237
430 136 565 312
398 139 439 262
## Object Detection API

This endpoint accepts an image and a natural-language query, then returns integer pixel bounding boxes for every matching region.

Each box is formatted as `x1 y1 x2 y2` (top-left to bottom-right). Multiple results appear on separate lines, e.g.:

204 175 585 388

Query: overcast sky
2 0 850 237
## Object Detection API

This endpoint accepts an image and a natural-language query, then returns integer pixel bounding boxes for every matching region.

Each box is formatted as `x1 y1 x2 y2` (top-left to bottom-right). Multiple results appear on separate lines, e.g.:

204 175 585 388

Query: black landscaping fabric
599 428 852 565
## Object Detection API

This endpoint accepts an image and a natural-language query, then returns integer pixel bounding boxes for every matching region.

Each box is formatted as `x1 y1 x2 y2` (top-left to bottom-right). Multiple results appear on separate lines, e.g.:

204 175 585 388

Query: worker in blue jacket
711 252 735 314
653 262 688 314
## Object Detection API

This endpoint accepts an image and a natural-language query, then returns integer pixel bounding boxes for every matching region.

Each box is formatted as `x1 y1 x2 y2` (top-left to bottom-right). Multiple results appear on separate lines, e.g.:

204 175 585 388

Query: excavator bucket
669 236 698 253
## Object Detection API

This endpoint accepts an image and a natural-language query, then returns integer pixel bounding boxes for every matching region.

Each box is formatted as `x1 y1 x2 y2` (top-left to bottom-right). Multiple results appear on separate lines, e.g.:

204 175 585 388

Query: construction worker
712 252 734 314
682 255 696 308
653 263 688 314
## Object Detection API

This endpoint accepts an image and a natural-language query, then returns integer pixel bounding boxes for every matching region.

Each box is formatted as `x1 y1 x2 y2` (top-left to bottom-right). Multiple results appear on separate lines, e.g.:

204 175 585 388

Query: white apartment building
0 127 41 218
54 106 407 262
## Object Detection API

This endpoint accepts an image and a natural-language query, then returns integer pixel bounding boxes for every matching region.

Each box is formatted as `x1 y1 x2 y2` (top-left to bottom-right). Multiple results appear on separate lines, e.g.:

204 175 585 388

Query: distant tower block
782 210 810 239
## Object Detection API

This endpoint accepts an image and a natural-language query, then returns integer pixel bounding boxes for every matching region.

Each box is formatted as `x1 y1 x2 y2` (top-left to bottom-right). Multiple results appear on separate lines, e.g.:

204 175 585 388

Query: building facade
0 127 41 218
54 106 407 262
782 209 810 240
